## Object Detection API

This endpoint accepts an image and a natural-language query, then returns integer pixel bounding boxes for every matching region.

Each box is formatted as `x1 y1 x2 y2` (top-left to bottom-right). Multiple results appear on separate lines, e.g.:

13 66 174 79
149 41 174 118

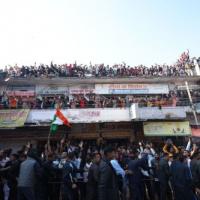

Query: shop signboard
138 107 186 120
6 85 35 96
0 109 30 128
6 91 35 96
95 84 169 94
143 121 191 136
26 108 133 124
36 85 68 95
69 84 95 94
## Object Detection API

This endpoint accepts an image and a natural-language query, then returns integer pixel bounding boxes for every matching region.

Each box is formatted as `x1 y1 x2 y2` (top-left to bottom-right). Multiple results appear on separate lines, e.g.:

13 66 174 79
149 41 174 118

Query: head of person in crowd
154 153 160 161
18 153 26 162
178 146 185 154
68 152 75 161
163 152 170 161
183 150 190 158
92 152 101 165
165 139 178 155
103 146 116 161
178 154 186 163
4 148 12 157
143 145 151 154
46 152 55 162
27 148 40 161
10 153 19 162
58 152 68 168
172 152 179 161
128 149 138 160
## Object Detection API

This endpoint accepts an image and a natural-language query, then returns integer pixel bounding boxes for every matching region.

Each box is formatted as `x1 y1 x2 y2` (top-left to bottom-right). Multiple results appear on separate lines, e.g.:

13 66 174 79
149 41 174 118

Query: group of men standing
1 139 200 200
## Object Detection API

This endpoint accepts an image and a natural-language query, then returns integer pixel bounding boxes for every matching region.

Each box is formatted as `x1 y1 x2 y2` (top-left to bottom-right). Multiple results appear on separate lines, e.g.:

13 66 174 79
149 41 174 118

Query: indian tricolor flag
50 109 71 134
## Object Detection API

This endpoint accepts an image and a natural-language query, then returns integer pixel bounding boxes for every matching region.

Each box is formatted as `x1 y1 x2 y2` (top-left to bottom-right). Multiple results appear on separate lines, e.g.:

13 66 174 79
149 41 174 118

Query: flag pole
47 130 51 153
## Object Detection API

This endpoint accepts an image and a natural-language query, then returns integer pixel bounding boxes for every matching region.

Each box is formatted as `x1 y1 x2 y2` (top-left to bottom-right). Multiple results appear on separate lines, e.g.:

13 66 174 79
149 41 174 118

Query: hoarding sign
6 91 35 96
138 107 186 120
0 109 30 128
36 85 68 95
144 121 191 136
95 84 169 94
26 108 132 123
6 85 35 96
69 85 95 94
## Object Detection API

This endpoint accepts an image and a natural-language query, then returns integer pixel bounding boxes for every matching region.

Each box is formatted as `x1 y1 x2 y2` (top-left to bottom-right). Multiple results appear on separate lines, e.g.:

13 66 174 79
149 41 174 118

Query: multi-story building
0 76 200 149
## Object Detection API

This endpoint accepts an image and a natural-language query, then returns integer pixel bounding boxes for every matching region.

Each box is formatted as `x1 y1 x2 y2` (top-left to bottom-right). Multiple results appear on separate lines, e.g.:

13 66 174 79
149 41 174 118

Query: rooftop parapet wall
1 76 200 86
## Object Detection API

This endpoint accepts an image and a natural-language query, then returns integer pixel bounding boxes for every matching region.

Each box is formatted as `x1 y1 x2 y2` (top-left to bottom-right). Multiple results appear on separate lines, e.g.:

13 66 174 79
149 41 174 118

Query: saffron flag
50 109 71 134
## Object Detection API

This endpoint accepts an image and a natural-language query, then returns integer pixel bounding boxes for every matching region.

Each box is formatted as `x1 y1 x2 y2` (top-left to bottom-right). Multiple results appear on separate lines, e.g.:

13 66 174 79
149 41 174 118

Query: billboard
138 107 186 120
143 121 191 136
26 108 133 124
0 109 30 128
95 84 169 94
6 91 35 96
6 85 35 96
36 85 68 95
36 85 94 95
69 84 95 94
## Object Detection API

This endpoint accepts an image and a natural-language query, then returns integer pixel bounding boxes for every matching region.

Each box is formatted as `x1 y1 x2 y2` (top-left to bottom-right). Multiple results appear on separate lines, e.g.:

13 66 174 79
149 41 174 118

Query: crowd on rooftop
1 51 200 79
0 137 200 200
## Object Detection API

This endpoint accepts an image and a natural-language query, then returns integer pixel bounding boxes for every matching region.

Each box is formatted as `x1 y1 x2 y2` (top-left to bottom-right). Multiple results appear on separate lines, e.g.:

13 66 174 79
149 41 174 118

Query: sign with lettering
69 85 95 94
36 85 68 95
95 84 169 94
144 121 191 136
0 109 30 128
26 108 132 123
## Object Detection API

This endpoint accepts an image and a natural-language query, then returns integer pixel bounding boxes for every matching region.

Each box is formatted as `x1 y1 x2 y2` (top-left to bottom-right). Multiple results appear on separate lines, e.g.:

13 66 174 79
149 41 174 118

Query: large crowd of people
3 63 195 78
1 90 200 110
0 137 200 200
1 51 199 79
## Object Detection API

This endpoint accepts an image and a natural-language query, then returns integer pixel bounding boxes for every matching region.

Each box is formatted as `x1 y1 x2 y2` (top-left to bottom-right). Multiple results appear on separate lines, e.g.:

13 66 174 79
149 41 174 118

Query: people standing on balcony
9 97 17 109
1 87 200 109
80 98 86 108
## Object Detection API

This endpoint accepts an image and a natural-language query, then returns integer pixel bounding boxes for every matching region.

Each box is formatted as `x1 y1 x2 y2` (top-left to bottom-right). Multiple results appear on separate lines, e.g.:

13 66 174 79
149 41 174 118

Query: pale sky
0 0 200 68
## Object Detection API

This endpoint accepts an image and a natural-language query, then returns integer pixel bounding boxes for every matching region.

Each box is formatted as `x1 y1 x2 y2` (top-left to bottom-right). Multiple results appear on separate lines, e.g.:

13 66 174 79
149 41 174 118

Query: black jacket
170 160 194 200
170 160 192 189
86 162 99 200
191 159 200 188
98 158 119 200
62 161 75 188
128 155 148 184
158 158 170 185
